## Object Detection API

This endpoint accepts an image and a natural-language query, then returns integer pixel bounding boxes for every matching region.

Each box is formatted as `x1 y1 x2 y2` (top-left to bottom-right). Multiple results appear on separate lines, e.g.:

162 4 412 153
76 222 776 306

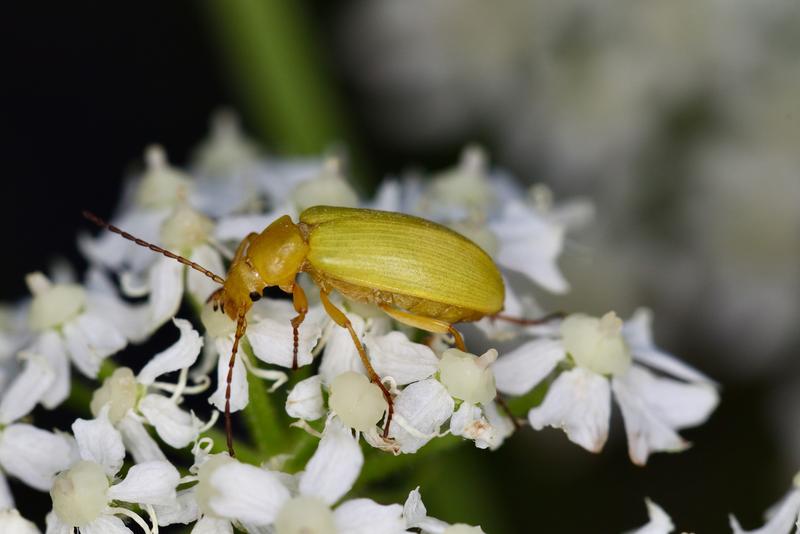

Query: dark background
2 3 793 532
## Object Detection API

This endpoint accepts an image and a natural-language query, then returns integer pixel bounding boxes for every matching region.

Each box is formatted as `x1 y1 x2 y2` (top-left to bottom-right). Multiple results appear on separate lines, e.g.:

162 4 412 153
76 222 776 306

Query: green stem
241 345 290 458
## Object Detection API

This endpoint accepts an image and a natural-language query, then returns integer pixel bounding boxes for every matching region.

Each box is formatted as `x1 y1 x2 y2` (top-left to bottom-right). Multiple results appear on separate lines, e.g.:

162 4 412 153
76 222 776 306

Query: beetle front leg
319 289 395 439
379 305 466 351
289 281 308 370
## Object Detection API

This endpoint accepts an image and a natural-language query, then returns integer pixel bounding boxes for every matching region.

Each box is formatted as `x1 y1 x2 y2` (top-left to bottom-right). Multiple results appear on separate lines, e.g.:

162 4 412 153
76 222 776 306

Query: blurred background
2 1 798 532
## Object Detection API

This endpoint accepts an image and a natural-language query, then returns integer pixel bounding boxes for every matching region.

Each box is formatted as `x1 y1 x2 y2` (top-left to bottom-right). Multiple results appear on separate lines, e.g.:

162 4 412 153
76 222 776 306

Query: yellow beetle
84 206 505 455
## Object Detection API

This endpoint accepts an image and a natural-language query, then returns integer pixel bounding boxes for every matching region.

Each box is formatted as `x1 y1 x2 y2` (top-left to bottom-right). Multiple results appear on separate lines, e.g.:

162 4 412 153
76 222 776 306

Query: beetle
84 205 513 456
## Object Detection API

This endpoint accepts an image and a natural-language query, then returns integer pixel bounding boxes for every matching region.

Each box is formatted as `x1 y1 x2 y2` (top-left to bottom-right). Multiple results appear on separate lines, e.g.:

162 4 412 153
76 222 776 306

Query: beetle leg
225 309 248 458
289 281 308 370
379 305 466 351
319 290 395 439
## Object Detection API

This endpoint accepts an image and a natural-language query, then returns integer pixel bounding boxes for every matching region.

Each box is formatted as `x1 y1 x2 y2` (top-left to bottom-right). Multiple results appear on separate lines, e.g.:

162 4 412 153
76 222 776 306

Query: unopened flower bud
438 348 497 405
561 312 631 376
90 367 139 424
291 158 358 212
51 461 109 527
26 272 86 331
329 371 386 432
274 496 336 534
137 145 191 209
160 204 213 252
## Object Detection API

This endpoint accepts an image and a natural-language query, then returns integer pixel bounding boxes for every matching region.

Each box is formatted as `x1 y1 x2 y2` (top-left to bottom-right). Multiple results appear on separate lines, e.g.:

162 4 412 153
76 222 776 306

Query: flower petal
45 511 72 534
624 308 714 384
208 461 290 525
81 515 133 534
493 338 565 396
147 257 185 334
117 415 167 464
626 499 674 534
72 407 126 477
139 394 202 449
528 368 611 453
334 499 406 534
62 313 126 378
153 488 200 526
366 331 438 385
0 508 40 534
208 336 249 412
403 487 450 533
319 313 367 385
449 402 499 450
299 418 363 504
0 424 74 491
612 366 718 465
137 319 203 385
0 474 13 510
729 489 800 534
488 200 569 293
247 302 325 369
388 379 454 453
285 375 325 421
192 516 233 534
186 245 226 304
108 461 179 505
0 343 56 424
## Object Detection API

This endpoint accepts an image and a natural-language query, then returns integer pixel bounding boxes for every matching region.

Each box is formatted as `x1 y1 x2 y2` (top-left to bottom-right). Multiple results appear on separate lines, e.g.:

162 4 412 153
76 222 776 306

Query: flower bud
51 461 109 527
137 145 191 209
438 348 497 405
274 496 335 534
90 367 139 424
26 272 86 331
329 371 387 432
291 158 358 212
160 204 213 253
560 312 631 376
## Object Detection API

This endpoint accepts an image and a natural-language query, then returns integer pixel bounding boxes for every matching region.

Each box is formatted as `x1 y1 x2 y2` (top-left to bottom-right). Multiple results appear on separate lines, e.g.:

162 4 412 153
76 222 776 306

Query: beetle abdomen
300 206 504 317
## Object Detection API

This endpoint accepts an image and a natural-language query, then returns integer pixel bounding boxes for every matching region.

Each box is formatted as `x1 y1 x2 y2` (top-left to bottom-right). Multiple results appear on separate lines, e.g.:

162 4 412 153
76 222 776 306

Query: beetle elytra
84 206 513 456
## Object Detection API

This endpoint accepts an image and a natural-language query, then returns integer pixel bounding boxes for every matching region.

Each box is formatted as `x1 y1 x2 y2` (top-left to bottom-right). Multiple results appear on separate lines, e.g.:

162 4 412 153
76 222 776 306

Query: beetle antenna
82 210 226 285
224 310 247 457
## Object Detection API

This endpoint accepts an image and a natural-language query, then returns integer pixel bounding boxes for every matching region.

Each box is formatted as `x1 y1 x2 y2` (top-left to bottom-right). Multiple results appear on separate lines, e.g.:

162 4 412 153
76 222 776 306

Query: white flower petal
449 403 498 450
334 499 406 534
186 245 226 304
403 488 449 533
319 314 367 385
483 401 515 450
138 318 203 385
624 308 713 384
528 368 611 453
0 346 55 424
208 336 249 412
489 200 569 293
72 408 126 476
612 366 718 465
117 415 167 464
147 257 185 333
39 333 70 410
108 461 179 505
192 516 233 534
62 313 126 378
286 375 325 421
626 499 674 534
0 424 74 491
300 418 363 504
209 461 290 525
0 473 13 510
730 489 800 534
81 515 133 534
214 213 274 242
44 511 72 534
366 331 438 385
153 488 200 526
78 209 165 273
493 338 565 396
0 508 40 534
389 379 454 454
247 304 325 369
139 394 202 448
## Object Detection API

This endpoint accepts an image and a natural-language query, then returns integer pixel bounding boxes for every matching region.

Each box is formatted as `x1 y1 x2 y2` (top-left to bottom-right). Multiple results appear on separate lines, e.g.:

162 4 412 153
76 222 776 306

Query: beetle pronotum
84 205 549 456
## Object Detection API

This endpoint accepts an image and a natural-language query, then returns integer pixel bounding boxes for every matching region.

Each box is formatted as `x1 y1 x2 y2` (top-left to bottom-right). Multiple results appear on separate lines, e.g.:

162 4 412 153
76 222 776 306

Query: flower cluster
0 114 729 532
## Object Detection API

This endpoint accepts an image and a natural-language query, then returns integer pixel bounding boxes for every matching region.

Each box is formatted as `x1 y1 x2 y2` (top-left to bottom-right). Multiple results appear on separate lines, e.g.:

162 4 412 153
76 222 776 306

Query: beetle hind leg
379 304 466 351
319 290 395 438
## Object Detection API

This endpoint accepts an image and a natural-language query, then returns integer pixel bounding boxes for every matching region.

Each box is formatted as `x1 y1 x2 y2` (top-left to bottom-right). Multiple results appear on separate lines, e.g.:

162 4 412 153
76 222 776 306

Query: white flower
90 319 208 462
493 308 719 464
206 418 406 533
403 487 485 533
0 508 40 534
730 473 800 534
625 499 674 534
46 406 179 533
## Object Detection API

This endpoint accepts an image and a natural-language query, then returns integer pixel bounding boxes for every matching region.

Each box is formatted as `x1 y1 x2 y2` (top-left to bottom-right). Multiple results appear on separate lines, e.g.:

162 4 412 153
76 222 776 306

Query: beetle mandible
84 205 514 456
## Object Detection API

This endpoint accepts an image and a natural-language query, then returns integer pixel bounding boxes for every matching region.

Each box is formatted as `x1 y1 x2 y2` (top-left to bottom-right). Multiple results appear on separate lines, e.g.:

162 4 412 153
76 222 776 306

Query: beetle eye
249 291 261 302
